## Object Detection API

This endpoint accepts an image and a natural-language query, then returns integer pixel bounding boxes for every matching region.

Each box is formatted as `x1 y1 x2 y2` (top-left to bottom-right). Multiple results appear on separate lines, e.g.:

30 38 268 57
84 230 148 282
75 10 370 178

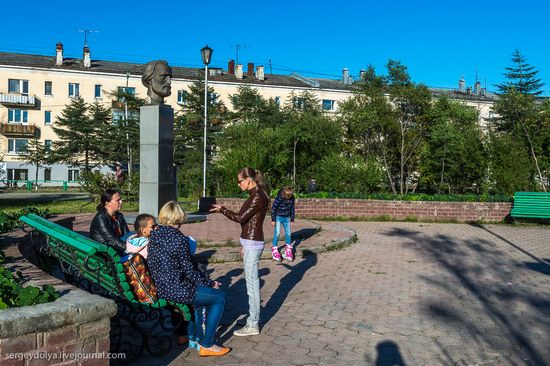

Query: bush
0 207 50 234
80 170 138 202
0 250 59 309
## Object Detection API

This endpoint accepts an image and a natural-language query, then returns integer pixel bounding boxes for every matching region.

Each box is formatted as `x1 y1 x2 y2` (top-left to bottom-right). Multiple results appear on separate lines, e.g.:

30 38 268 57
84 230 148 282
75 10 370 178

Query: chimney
83 46 91 68
228 59 235 75
56 42 63 66
474 80 481 95
247 62 255 76
342 68 350 85
256 66 265 81
235 64 243 80
458 75 466 93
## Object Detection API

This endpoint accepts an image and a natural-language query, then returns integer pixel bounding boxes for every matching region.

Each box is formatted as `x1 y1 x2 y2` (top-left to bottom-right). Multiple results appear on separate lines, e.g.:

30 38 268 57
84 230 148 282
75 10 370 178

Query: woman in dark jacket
89 189 129 251
148 201 230 357
210 167 269 337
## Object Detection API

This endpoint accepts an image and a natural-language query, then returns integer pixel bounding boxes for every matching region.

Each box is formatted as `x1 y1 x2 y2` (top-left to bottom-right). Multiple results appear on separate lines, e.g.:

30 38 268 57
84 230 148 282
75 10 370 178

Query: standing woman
210 168 269 336
89 188 130 252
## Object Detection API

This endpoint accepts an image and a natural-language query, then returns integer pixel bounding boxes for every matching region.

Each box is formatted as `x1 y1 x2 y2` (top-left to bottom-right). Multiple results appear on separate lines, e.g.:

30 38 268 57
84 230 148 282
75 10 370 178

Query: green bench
19 213 191 358
510 192 550 219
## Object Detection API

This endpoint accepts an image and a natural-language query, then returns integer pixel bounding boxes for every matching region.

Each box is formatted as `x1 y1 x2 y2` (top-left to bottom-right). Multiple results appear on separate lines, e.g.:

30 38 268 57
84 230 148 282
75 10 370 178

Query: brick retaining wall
216 198 512 222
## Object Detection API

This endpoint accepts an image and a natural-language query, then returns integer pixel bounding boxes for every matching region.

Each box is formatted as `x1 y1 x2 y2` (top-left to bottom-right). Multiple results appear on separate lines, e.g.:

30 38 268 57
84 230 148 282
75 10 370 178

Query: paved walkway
154 222 550 366
4 216 550 365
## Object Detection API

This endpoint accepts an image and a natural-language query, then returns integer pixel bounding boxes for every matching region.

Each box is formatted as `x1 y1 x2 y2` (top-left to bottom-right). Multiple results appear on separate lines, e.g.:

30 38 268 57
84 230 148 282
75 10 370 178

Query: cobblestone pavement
154 222 550 366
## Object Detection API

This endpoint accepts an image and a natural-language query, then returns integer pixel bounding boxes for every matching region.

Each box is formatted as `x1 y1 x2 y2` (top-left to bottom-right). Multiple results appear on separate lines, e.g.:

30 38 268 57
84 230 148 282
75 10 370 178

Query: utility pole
125 72 132 179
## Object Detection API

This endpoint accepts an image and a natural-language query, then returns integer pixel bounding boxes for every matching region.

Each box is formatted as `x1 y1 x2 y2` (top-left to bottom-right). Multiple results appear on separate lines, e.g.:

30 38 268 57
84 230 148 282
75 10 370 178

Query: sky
2 0 549 95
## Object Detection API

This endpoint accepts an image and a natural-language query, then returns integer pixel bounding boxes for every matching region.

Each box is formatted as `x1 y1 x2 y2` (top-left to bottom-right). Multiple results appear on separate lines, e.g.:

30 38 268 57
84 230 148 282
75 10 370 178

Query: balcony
0 123 39 138
0 93 36 107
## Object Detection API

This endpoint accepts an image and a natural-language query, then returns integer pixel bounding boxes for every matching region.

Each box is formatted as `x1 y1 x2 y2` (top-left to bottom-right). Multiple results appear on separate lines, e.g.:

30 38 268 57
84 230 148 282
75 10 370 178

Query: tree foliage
51 97 109 171
496 49 544 96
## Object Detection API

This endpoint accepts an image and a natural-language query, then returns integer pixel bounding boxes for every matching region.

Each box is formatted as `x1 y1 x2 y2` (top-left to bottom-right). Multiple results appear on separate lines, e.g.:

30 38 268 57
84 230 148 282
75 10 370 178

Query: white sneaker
233 325 260 336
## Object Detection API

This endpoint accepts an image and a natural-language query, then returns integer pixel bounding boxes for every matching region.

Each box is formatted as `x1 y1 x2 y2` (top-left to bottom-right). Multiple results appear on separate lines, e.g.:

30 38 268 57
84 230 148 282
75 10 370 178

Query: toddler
271 186 295 262
125 214 157 259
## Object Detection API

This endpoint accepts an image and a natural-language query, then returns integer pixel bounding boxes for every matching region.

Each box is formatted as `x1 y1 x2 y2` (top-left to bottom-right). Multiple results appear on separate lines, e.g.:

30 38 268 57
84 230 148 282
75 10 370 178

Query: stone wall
216 198 512 222
0 220 118 366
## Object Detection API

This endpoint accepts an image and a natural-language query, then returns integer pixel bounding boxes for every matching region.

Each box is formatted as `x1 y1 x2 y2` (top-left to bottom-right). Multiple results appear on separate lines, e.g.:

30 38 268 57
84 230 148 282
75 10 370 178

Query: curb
194 222 357 263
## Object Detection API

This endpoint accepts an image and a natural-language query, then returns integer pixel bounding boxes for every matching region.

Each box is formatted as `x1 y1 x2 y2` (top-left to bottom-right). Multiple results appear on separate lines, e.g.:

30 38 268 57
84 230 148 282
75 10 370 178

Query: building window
177 90 188 105
45 111 52 125
8 79 29 94
44 168 52 182
45 81 52 96
7 168 28 181
275 96 281 106
95 84 102 98
68 169 80 182
294 97 305 109
322 99 336 111
8 109 28 123
208 92 218 103
7 139 28 154
68 83 80 97
44 140 52 151
117 86 136 95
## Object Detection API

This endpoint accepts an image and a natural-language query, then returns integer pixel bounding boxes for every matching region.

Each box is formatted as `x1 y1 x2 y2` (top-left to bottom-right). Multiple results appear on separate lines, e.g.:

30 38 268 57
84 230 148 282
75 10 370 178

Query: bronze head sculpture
142 60 172 104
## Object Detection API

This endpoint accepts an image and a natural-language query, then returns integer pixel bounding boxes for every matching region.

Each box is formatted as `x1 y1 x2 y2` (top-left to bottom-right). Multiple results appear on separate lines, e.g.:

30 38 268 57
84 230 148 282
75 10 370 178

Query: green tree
496 50 544 96
52 97 107 171
491 89 548 191
104 88 145 177
174 80 226 197
487 133 535 194
340 61 432 194
419 97 487 193
19 138 51 183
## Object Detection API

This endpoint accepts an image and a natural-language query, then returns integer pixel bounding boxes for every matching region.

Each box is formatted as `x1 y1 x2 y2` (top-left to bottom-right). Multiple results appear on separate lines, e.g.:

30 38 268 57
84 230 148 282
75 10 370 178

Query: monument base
139 104 176 217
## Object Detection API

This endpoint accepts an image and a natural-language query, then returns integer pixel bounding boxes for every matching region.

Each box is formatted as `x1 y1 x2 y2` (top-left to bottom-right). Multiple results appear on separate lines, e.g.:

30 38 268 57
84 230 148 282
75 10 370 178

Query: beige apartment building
0 43 496 187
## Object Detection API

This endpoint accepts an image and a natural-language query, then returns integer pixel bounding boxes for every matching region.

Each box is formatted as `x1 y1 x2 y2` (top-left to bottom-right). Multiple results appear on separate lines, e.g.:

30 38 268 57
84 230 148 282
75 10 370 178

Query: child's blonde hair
281 186 294 199
158 201 187 226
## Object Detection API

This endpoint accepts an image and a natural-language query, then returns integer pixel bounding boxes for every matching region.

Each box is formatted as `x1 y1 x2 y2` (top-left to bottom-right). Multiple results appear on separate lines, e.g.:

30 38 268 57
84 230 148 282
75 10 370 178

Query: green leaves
0 249 60 309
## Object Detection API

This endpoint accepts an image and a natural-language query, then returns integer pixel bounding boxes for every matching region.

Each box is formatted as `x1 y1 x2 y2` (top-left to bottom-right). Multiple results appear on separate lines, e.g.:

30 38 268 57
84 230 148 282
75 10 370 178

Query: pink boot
271 246 282 262
282 244 294 262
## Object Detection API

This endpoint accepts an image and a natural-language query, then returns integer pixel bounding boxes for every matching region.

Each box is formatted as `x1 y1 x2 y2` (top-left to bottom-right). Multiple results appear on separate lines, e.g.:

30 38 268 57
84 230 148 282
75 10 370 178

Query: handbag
120 252 158 303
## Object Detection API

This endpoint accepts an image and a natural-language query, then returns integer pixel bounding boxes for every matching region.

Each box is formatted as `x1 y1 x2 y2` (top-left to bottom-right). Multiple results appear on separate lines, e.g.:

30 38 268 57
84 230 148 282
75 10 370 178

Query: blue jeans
191 285 226 348
272 215 291 246
187 306 205 343
243 248 263 327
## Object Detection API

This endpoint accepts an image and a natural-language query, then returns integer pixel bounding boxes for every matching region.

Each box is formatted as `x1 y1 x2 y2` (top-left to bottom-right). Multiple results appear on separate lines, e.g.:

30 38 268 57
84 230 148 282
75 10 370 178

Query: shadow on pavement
371 340 407 366
383 225 550 365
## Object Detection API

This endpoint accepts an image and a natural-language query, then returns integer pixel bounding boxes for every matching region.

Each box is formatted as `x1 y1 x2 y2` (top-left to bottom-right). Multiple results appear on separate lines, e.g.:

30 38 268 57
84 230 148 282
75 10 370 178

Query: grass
0 196 195 215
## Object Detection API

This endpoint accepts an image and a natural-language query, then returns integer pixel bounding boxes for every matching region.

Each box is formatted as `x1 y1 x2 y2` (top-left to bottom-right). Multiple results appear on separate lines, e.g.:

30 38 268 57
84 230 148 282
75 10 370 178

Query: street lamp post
201 45 213 198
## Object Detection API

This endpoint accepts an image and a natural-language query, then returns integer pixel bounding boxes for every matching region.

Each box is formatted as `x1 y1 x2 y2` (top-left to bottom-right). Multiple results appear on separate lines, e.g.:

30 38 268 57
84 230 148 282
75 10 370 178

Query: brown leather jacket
221 186 269 241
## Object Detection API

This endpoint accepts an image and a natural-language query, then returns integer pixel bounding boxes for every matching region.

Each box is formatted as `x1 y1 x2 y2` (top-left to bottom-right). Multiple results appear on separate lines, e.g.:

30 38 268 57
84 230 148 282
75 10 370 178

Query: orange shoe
199 345 231 357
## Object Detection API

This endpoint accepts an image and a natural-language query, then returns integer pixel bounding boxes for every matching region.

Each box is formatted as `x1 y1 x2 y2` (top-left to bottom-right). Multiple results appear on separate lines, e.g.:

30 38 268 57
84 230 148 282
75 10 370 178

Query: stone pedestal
139 104 176 217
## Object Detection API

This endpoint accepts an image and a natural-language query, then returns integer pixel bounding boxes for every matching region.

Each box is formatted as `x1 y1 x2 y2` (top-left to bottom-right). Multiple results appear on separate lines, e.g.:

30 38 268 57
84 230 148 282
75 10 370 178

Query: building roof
0 51 350 91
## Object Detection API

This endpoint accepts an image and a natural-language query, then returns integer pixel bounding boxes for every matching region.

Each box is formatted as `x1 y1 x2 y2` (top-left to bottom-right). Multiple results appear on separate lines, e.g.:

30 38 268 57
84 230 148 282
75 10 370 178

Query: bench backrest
20 214 188 316
20 213 136 301
510 192 550 218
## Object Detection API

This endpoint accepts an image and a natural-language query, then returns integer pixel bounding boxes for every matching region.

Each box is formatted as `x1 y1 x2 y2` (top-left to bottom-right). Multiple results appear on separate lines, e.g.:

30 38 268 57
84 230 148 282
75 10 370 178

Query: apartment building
0 43 496 186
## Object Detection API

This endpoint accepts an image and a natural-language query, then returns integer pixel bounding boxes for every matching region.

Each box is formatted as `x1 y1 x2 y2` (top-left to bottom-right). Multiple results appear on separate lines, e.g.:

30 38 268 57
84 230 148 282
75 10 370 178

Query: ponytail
238 167 270 198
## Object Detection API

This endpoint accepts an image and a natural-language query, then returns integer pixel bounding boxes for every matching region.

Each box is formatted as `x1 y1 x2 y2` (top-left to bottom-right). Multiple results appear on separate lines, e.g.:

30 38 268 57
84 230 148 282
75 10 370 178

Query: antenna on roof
77 29 99 47
230 43 250 65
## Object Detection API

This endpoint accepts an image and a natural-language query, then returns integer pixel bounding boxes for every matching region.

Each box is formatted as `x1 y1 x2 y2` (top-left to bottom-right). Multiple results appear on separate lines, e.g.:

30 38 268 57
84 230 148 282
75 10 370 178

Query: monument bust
141 60 172 104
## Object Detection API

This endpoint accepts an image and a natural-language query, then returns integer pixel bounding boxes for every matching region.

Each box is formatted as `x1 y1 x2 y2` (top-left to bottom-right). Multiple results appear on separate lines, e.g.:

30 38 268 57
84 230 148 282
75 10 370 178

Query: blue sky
2 0 549 94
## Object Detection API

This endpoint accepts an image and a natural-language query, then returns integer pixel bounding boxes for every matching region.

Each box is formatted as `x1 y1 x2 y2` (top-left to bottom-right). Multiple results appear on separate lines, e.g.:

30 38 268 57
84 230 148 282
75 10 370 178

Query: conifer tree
19 138 50 183
496 49 544 96
52 97 106 171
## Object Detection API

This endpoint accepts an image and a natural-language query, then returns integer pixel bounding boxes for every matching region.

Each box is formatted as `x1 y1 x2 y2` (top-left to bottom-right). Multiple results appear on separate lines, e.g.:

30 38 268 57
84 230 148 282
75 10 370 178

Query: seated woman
89 189 130 252
147 201 230 357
